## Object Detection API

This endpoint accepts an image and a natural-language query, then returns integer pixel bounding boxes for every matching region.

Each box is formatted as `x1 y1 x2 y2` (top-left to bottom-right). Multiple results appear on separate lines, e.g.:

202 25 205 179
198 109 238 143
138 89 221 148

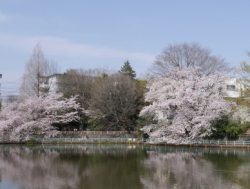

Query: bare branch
152 43 228 77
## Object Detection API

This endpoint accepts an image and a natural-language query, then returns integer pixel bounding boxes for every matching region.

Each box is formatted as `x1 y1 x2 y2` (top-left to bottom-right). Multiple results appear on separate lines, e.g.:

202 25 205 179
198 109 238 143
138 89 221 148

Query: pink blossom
0 93 82 142
140 68 233 144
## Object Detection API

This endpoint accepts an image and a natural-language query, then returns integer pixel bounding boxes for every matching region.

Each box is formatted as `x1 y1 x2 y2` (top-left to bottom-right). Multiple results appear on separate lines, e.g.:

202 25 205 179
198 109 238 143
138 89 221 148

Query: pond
0 144 249 189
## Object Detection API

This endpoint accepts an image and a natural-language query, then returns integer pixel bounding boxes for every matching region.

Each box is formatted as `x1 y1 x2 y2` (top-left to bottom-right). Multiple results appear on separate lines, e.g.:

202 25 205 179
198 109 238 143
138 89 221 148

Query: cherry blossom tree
0 93 82 142
140 68 233 144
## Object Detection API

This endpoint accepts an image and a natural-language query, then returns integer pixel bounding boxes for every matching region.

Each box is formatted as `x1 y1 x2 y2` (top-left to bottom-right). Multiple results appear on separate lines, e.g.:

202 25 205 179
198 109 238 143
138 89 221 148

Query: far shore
1 139 250 149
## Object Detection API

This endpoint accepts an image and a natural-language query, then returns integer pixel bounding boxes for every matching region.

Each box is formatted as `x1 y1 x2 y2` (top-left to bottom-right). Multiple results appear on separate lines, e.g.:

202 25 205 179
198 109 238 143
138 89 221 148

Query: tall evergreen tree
119 61 136 79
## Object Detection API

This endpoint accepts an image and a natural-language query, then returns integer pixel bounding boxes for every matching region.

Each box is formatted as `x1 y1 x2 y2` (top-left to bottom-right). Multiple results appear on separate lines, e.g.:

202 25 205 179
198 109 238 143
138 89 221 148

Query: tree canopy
0 93 82 142
119 61 136 79
152 43 227 76
90 74 138 131
140 68 233 143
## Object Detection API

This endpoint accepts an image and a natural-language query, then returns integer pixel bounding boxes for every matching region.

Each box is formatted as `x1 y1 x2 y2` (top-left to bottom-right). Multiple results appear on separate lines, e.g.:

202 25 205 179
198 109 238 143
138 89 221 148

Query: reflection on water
0 145 249 189
142 151 250 189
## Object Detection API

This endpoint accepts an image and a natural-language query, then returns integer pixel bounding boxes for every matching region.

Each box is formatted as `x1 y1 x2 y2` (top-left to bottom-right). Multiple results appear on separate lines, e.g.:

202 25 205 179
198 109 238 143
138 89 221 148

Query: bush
87 117 106 131
210 115 229 139
225 122 243 140
210 115 250 140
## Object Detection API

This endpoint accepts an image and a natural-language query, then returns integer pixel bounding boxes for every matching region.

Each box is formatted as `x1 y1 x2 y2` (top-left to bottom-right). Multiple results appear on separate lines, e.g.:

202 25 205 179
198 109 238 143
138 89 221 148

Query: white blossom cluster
0 93 81 142
140 68 233 144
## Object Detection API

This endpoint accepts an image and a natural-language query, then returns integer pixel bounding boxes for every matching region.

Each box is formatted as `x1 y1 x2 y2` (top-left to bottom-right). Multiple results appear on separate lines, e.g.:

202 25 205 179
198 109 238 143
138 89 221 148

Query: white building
40 74 63 94
225 78 250 98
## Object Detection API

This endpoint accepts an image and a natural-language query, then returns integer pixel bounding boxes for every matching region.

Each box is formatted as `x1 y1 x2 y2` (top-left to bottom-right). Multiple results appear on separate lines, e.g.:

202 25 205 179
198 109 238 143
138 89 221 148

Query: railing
192 140 250 146
60 131 136 135
2 132 250 146
32 137 140 144
0 131 141 144
148 138 250 147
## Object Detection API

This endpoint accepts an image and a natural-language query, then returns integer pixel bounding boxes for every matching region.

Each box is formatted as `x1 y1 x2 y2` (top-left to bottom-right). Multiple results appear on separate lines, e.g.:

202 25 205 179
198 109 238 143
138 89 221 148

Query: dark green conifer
119 61 136 79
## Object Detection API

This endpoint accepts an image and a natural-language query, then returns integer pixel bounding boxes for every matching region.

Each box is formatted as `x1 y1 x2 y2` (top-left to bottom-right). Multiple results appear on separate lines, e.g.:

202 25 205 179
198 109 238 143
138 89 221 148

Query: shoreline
1 140 250 149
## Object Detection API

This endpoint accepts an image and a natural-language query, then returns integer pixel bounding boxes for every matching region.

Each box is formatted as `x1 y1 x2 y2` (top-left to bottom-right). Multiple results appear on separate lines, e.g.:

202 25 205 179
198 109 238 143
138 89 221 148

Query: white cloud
0 12 8 23
0 33 155 63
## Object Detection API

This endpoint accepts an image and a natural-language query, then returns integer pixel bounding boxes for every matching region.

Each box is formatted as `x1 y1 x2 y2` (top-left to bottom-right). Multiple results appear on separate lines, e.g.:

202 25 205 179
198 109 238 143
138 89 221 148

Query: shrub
210 115 250 140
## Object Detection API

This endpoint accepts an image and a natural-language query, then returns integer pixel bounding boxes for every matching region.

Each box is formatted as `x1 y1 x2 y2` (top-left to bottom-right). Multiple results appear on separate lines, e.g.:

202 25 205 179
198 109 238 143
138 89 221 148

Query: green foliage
225 122 243 140
87 117 106 131
210 115 250 140
210 115 229 139
226 122 250 140
119 61 136 79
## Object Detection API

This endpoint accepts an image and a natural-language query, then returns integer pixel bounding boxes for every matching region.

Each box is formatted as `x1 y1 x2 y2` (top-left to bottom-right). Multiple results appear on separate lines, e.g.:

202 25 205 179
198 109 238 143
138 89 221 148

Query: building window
227 85 236 91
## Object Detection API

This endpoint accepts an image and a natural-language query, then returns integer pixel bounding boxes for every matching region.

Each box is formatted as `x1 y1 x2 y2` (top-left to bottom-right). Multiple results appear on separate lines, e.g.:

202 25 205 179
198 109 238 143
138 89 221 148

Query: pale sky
0 0 250 97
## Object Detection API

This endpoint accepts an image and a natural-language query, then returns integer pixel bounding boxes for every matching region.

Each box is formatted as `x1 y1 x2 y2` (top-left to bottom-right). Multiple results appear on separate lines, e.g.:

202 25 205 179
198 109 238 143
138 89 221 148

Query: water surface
0 144 249 189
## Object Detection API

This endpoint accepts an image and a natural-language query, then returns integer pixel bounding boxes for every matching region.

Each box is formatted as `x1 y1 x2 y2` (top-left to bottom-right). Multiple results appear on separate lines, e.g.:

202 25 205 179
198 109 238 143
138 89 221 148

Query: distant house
40 74 64 94
225 78 250 98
